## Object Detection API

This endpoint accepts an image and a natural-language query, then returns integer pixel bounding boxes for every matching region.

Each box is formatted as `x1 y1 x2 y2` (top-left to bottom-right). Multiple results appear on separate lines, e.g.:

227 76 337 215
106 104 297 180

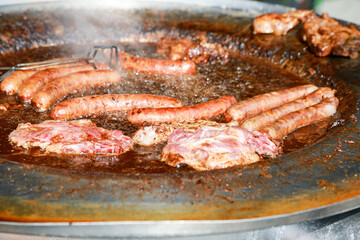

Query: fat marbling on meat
9 119 133 155
132 120 239 146
161 126 279 171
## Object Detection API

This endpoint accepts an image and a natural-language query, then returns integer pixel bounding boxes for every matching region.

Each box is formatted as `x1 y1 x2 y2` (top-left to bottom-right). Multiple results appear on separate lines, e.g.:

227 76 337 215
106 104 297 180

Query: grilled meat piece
132 120 239 146
9 119 133 154
0 103 9 111
161 126 279 171
157 34 229 64
253 10 313 36
301 13 360 58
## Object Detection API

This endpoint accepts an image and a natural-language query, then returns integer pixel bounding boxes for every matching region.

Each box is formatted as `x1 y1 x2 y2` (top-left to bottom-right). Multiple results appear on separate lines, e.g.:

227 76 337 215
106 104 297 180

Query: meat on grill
1 69 38 95
0 103 9 111
301 13 360 58
253 10 313 36
224 84 318 122
161 126 279 171
32 69 122 112
18 62 109 102
240 87 335 131
253 10 360 58
132 120 239 146
261 96 339 141
157 34 229 64
9 119 133 154
51 94 183 120
117 51 197 75
0 58 88 95
127 95 237 125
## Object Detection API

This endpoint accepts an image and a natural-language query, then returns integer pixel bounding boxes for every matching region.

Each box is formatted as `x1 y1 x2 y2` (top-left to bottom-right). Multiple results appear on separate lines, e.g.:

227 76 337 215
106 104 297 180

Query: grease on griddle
0 30 355 174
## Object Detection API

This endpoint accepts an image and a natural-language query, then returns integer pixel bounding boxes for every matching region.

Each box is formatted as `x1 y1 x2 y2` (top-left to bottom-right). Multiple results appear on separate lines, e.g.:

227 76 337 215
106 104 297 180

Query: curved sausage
118 51 197 75
51 94 183 120
224 84 318 122
0 58 87 95
261 97 339 141
32 70 122 112
127 95 237 125
240 87 335 131
1 70 38 95
18 63 108 102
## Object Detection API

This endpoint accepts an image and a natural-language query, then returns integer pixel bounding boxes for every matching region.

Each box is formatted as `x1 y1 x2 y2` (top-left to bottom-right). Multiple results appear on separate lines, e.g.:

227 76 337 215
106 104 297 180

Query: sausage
224 84 318 122
32 69 122 112
18 63 108 102
0 58 87 95
118 51 197 75
240 87 335 131
261 97 339 141
127 95 237 125
1 70 38 95
50 94 183 120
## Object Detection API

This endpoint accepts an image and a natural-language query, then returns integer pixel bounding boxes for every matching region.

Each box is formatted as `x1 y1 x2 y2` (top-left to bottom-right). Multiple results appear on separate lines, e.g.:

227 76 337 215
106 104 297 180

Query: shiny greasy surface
0 2 359 226
0 45 331 174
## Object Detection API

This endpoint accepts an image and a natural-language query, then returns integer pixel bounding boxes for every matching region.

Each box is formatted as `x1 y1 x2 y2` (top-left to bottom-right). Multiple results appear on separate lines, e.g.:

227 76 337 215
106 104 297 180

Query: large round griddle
0 0 359 238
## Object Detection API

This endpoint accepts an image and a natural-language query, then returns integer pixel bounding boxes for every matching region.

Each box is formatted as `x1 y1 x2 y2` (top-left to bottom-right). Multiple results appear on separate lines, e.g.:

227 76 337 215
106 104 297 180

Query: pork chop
9 119 133 155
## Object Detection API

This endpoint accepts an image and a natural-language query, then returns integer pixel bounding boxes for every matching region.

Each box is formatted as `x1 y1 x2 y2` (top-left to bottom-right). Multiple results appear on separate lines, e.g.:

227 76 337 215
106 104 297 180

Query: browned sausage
261 97 339 141
32 70 122 112
240 87 335 131
18 63 109 102
1 70 38 95
0 58 87 95
118 51 197 75
224 84 318 122
127 95 237 125
51 94 183 120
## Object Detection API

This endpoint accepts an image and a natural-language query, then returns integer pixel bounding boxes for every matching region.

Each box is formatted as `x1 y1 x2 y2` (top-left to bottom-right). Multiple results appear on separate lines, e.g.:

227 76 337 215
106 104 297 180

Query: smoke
0 0 170 58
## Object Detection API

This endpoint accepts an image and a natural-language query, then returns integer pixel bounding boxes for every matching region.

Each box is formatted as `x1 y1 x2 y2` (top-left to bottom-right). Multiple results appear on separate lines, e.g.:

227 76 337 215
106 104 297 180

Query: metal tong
0 45 119 82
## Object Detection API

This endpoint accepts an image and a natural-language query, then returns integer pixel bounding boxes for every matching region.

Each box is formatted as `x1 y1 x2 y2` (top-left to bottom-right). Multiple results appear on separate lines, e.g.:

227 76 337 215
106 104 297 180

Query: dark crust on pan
0 8 357 175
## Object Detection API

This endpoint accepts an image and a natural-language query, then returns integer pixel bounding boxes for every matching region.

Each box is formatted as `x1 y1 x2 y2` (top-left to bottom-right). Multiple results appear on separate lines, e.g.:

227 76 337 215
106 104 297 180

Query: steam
0 1 171 59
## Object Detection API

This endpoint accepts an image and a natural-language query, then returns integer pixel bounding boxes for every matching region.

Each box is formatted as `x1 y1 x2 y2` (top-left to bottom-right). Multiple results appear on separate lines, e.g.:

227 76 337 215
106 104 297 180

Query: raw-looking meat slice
132 120 239 146
9 119 133 155
161 126 279 171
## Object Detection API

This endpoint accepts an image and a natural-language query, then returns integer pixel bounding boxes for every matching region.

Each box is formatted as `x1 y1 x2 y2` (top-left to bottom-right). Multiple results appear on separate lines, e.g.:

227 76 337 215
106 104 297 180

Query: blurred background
2 0 360 24
256 0 360 24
